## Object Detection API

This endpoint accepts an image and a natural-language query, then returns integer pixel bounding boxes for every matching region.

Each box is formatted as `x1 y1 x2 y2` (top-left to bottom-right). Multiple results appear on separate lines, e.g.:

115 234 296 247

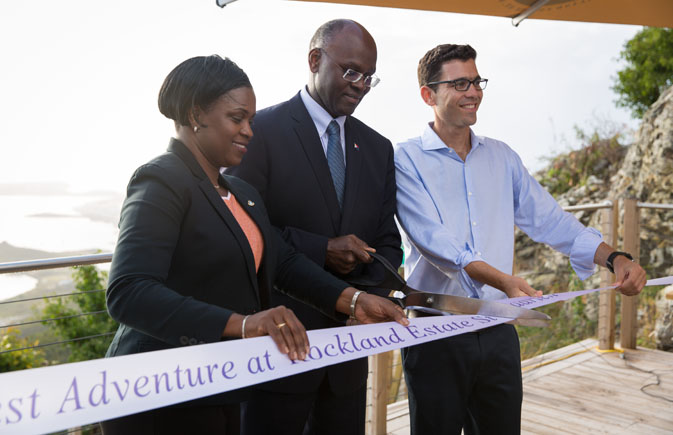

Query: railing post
620 198 640 349
369 351 391 435
598 201 618 350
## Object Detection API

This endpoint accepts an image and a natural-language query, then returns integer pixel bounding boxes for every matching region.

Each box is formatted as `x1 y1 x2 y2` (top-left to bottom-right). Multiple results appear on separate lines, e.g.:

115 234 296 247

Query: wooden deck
385 339 673 434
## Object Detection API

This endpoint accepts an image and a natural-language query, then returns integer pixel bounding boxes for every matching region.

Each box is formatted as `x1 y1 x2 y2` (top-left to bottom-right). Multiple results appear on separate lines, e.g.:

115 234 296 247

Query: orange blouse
222 192 264 272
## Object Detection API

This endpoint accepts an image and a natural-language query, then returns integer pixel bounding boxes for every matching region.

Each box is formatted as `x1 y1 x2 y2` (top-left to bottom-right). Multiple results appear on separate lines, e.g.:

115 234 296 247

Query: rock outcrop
655 286 673 351
514 86 673 350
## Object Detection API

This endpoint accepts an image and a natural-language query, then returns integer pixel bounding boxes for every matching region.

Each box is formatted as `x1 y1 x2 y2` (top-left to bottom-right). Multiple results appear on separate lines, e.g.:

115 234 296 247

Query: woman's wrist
222 313 245 338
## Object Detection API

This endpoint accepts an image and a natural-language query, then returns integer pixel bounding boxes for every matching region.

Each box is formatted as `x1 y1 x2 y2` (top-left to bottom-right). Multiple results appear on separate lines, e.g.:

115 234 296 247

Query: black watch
606 251 633 274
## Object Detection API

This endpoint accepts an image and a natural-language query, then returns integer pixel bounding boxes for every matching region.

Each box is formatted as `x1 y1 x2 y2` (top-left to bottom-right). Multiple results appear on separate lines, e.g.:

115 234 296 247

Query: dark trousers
100 403 240 435
241 373 366 435
402 323 522 435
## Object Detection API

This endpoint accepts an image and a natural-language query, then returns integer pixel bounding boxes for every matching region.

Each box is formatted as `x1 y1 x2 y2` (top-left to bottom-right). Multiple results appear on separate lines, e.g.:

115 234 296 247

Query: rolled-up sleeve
569 227 602 279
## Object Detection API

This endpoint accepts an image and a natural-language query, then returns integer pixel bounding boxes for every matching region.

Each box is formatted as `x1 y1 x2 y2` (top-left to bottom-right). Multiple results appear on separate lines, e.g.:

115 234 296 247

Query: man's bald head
309 19 375 51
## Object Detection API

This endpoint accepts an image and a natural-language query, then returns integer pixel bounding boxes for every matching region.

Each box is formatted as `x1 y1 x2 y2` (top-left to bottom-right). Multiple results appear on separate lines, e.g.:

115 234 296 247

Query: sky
0 0 642 194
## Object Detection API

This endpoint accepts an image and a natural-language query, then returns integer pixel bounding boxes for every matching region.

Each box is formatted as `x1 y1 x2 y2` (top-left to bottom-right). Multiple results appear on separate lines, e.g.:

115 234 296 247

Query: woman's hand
224 306 309 361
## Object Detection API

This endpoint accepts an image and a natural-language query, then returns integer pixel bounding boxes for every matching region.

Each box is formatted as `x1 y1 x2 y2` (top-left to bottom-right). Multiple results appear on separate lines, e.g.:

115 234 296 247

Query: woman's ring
277 322 287 329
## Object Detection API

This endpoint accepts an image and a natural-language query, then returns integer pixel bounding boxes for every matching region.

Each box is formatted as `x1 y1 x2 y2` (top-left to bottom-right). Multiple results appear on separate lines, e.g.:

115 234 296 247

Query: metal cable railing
0 253 112 274
638 202 673 210
0 288 105 305
561 200 613 212
0 331 116 355
0 309 108 330
0 252 116 404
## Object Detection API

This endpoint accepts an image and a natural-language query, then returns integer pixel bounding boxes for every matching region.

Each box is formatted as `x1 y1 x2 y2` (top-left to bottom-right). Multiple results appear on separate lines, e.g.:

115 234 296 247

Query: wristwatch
606 251 633 274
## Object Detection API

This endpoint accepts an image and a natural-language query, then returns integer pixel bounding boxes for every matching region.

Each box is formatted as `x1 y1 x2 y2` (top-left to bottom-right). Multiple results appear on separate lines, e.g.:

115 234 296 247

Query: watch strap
606 251 633 274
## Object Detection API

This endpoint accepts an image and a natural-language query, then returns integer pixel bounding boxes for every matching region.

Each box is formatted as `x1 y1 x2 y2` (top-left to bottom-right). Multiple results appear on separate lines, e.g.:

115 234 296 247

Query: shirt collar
421 122 484 153
300 86 346 137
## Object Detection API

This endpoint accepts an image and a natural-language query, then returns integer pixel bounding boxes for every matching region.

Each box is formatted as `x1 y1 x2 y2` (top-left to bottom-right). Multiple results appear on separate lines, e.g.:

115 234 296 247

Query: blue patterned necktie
326 120 346 209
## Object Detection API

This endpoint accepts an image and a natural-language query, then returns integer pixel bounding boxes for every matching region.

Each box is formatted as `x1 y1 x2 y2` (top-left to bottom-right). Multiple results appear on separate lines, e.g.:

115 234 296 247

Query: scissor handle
346 251 407 291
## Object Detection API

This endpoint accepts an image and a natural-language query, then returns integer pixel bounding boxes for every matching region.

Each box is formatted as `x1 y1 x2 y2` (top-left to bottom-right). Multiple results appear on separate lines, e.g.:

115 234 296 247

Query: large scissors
350 252 550 327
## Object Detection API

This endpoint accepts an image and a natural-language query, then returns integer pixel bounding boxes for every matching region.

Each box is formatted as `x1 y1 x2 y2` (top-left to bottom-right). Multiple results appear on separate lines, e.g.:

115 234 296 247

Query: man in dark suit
227 19 402 435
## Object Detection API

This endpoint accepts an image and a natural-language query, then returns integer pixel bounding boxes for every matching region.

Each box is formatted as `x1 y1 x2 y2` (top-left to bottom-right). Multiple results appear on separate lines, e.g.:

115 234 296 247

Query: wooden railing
616 199 673 349
595 198 673 350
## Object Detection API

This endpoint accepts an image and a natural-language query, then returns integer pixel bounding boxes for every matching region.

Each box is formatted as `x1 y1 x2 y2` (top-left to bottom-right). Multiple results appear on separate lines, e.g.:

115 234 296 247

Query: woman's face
195 86 256 168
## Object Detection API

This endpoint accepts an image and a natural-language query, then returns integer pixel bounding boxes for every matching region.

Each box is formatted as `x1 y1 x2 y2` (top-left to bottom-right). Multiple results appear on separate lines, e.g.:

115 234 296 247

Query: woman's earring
193 125 200 133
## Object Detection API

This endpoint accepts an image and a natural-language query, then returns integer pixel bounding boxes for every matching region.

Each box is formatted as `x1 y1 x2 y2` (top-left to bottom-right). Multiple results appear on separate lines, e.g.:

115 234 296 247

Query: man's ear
308 48 322 73
420 85 436 107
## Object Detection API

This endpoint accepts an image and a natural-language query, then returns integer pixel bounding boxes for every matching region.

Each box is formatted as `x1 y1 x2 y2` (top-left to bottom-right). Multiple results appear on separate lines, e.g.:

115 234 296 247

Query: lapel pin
247 200 255 206
354 143 359 151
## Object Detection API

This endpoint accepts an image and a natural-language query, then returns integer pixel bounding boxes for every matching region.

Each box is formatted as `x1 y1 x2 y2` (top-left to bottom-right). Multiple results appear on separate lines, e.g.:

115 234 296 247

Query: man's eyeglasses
426 78 488 91
321 49 380 88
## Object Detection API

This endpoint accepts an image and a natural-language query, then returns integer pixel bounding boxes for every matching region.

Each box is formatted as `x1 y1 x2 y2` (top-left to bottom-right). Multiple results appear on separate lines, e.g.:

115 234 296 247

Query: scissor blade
403 291 551 321
404 306 550 327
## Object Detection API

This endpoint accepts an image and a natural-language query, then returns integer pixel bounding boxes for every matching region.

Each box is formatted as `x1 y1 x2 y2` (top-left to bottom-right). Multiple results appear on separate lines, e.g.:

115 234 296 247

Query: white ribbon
1 276 671 434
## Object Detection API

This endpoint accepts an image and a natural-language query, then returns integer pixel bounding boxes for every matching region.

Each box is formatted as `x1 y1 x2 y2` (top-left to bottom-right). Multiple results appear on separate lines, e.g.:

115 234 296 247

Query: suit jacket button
179 336 189 345
189 338 198 345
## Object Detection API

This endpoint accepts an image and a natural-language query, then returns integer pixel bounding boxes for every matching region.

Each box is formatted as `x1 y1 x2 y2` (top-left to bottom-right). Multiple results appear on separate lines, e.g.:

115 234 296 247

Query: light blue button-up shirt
394 123 602 300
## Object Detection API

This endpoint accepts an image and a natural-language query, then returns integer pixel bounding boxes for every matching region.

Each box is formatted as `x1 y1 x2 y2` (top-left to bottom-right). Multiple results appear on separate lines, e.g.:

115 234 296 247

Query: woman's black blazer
106 138 348 363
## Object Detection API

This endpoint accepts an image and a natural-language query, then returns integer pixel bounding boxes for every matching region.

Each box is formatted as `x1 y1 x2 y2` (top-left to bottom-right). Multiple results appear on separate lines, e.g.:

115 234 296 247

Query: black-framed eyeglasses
320 49 381 88
426 77 488 91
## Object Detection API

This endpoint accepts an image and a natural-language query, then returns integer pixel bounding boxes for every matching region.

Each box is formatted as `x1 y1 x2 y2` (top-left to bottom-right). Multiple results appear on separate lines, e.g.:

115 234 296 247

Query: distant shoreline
0 241 107 314
0 190 122 254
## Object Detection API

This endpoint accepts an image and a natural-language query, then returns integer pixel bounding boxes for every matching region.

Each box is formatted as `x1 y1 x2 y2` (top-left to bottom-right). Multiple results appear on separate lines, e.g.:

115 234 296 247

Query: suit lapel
200 177 261 306
340 117 362 233
224 175 274 307
168 139 261 304
289 94 341 233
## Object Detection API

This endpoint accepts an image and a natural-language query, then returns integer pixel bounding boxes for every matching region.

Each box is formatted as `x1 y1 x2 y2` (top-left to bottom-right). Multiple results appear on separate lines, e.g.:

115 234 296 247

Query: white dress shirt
300 86 347 165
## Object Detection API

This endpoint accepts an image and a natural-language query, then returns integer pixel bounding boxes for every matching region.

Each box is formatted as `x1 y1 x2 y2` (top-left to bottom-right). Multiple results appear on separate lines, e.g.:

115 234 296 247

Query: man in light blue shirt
394 44 647 434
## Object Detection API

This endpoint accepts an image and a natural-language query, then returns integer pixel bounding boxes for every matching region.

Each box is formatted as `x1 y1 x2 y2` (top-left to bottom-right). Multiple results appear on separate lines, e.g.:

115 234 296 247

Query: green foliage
633 285 664 349
518 269 597 360
0 327 45 372
517 274 663 360
538 128 626 196
41 266 117 363
612 27 673 118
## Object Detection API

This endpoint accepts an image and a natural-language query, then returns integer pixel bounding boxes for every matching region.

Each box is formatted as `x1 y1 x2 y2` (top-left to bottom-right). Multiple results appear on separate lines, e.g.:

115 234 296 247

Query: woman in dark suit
100 55 407 434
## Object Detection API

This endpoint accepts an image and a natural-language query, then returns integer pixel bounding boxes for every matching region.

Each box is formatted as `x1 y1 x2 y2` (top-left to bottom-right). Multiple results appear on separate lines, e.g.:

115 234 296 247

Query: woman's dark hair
158 55 251 127
417 44 477 89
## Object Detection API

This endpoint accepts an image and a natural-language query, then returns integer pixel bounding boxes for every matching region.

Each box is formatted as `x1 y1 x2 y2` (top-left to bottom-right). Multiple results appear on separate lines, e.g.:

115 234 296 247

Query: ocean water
0 194 121 254
0 193 122 301
0 274 38 302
